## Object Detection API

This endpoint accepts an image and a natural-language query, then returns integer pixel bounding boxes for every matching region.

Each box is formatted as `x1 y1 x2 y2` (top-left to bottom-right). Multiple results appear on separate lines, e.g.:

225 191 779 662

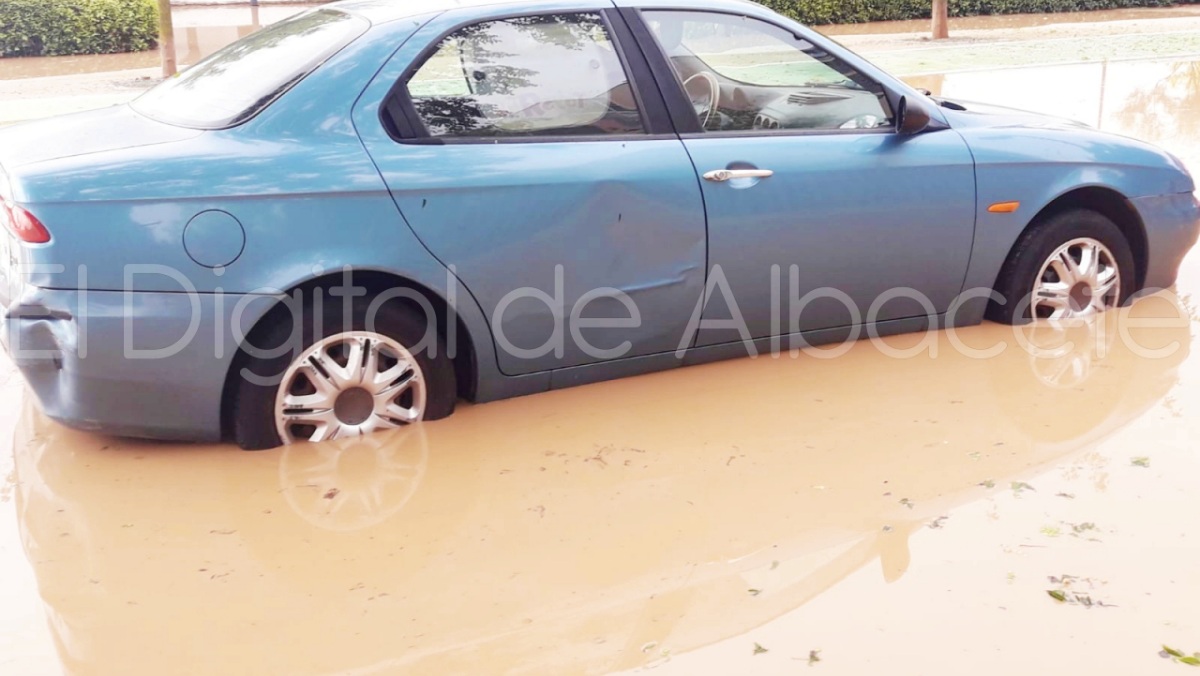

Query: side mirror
896 95 933 135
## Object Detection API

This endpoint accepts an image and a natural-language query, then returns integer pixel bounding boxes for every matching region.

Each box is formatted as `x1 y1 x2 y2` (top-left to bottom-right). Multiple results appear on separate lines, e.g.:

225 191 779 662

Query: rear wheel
232 295 456 450
988 208 1135 324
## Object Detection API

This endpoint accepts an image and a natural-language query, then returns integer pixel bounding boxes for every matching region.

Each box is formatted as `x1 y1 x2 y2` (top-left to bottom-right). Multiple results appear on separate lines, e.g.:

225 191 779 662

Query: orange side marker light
987 201 1020 214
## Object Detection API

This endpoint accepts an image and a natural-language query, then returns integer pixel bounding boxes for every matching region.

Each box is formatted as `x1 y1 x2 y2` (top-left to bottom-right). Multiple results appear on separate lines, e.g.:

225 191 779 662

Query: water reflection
12 293 1191 674
903 57 1200 180
1116 62 1200 143
280 428 428 531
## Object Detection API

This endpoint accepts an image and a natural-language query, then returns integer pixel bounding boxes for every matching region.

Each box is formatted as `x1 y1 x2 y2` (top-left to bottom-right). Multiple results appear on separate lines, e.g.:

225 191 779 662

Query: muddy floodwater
2 58 1200 675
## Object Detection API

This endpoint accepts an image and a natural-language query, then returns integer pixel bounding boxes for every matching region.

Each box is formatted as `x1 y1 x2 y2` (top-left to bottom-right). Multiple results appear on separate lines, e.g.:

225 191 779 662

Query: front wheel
232 295 456 450
988 208 1136 324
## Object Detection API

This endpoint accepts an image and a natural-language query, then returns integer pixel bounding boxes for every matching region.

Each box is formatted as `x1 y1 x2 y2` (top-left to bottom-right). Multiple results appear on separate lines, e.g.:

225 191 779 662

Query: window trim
621 7 900 139
380 8 673 145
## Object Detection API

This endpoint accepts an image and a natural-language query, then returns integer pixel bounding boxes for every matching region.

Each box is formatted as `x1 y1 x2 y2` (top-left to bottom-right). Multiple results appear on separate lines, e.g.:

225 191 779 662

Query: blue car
1 0 1197 449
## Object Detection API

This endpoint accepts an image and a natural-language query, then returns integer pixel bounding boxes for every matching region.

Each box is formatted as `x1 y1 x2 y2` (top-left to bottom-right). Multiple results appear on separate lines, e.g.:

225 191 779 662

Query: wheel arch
219 268 480 441
996 185 1148 293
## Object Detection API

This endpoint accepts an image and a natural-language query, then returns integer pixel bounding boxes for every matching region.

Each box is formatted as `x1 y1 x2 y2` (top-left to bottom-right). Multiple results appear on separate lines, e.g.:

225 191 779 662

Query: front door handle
703 169 774 182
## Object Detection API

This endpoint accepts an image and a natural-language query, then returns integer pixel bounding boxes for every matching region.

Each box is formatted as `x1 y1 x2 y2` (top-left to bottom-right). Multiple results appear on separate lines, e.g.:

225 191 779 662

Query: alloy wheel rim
1030 237 1121 320
274 331 426 444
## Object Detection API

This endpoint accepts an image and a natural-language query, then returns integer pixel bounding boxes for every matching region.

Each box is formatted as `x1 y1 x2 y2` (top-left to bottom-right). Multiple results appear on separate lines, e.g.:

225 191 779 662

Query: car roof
327 0 769 24
325 0 529 23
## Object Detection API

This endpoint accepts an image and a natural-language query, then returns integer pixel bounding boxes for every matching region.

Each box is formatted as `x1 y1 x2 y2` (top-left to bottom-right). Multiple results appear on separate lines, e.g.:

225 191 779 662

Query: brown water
2 56 1200 675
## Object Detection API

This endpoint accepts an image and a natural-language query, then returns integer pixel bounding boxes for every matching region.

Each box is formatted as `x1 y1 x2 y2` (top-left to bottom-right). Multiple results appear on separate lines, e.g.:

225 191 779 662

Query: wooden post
158 0 177 77
932 0 949 40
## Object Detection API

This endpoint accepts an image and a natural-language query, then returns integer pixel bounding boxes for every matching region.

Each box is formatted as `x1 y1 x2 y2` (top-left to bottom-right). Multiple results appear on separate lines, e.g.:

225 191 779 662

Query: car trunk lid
0 104 201 172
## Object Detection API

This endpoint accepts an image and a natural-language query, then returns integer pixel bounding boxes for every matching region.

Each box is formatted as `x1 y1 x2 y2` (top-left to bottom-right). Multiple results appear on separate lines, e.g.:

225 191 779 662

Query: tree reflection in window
405 13 644 138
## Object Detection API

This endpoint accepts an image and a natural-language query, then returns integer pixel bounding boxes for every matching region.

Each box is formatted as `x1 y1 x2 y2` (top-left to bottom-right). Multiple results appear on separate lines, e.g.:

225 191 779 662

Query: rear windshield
132 9 368 129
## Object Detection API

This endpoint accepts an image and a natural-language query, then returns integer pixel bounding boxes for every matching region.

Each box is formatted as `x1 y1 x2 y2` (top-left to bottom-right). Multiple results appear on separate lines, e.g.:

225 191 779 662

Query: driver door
631 9 977 347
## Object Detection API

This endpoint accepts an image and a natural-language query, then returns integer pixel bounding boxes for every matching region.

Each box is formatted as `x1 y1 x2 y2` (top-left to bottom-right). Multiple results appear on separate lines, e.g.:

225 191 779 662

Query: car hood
932 95 1194 196
931 96 1092 131
0 104 201 170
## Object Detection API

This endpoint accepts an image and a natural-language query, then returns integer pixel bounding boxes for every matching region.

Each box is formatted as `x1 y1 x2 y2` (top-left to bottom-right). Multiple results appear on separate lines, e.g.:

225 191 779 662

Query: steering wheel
682 72 720 129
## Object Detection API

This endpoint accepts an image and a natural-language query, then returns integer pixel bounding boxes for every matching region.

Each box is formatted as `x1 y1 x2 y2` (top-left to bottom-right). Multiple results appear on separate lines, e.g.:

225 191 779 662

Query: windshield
132 9 368 129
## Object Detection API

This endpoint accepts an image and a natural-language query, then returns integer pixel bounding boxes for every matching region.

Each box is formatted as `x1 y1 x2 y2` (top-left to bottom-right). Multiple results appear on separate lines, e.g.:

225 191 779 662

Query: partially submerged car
0 0 1196 448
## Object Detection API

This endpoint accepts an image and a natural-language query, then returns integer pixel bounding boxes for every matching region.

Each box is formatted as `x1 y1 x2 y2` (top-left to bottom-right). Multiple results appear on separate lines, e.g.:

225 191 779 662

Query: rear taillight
0 200 51 244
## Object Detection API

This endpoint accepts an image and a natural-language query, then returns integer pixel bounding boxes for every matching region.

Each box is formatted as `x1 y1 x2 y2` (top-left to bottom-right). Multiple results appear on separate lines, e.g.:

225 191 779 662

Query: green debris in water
1161 645 1200 666
753 643 768 655
1045 575 1115 608
1132 456 1151 468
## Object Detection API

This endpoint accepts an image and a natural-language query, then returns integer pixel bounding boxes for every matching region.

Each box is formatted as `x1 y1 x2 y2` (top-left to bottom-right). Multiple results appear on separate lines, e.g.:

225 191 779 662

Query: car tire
231 294 456 450
987 208 1136 325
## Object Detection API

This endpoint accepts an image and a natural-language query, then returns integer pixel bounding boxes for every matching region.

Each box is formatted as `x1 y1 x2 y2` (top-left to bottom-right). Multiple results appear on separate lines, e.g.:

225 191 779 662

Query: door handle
703 169 774 182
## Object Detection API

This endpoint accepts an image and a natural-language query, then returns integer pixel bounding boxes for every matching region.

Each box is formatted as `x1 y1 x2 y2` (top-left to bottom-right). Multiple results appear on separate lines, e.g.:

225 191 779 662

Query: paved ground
2 8 1200 676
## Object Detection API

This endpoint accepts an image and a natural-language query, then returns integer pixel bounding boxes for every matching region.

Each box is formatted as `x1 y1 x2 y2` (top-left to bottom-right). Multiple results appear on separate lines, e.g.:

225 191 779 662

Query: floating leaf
1181 656 1200 666
1011 481 1036 493
1132 456 1151 468
808 649 821 665
1040 526 1062 538
899 498 914 509
1056 492 1076 499
1164 646 1185 658
1047 590 1068 602
753 643 768 655
748 588 761 596
978 479 995 488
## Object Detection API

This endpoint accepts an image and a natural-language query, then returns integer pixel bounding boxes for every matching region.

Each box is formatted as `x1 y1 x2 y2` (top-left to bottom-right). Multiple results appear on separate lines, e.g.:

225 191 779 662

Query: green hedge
0 0 158 57
755 0 1195 25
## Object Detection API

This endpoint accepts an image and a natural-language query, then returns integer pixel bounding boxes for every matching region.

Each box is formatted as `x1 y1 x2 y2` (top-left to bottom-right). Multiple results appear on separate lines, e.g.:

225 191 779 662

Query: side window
403 13 644 138
643 11 892 133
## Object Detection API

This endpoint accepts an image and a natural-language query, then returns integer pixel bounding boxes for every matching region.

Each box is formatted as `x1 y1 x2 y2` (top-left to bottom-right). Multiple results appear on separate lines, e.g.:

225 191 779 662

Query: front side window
643 11 892 133
404 13 644 138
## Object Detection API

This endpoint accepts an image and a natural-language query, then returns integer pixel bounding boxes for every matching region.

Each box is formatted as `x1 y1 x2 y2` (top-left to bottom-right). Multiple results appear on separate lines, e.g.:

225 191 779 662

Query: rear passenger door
355 5 708 376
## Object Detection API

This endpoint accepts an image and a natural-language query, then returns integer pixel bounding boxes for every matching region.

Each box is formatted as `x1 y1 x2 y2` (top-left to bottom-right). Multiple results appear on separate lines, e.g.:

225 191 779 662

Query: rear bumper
1132 192 1200 292
1 286 277 442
